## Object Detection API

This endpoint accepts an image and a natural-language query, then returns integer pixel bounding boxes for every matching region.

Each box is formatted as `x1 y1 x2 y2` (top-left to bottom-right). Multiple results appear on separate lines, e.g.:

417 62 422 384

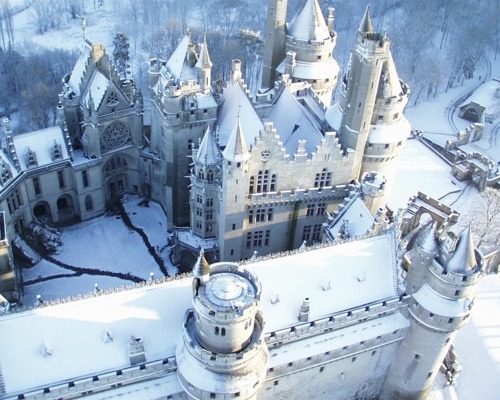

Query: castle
0 2 485 398
0 0 412 296
0 192 484 400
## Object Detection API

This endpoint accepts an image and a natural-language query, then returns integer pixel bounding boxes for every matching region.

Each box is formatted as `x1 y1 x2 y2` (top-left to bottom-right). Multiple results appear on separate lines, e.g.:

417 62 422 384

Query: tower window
58 170 65 188
82 170 90 187
221 328 226 336
33 177 41 196
210 393 216 399
414 354 421 360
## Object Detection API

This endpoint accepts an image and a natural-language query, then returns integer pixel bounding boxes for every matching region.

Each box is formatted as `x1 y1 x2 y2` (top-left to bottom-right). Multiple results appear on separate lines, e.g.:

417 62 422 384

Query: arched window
270 174 277 192
85 195 93 211
249 176 255 194
257 170 270 193
104 155 128 177
207 169 214 182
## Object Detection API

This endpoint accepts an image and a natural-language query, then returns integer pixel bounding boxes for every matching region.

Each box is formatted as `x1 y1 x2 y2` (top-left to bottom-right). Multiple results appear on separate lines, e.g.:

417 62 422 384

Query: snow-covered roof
195 92 217 109
325 102 343 131
324 195 374 240
67 42 91 96
287 0 330 41
0 232 400 395
368 117 411 145
266 87 323 156
222 118 251 162
379 53 404 99
445 227 476 273
413 282 471 318
217 81 263 149
194 128 221 166
12 126 69 170
81 69 110 110
195 42 212 69
165 35 197 82
277 58 339 81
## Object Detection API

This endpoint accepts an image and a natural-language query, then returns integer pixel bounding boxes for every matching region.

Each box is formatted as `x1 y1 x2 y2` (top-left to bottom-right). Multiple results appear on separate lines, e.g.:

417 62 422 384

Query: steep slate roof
194 128 221 166
378 53 405 99
287 0 330 41
266 87 323 156
166 35 197 82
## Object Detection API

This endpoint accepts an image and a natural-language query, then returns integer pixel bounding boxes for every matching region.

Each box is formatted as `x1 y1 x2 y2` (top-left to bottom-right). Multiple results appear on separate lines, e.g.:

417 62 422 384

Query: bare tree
465 188 500 252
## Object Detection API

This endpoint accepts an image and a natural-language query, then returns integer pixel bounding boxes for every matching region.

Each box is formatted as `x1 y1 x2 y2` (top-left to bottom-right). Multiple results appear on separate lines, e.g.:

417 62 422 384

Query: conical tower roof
445 227 476 274
195 37 212 69
378 52 403 99
194 127 221 167
415 223 439 254
222 117 250 163
288 0 330 41
358 6 374 34
193 248 211 278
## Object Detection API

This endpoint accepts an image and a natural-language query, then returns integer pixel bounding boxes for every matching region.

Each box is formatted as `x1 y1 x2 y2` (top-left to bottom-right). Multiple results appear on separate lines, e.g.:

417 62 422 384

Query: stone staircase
13 237 42 265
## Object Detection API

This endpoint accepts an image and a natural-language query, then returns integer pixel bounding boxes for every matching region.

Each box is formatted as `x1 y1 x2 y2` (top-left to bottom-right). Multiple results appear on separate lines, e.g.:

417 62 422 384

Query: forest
0 0 497 132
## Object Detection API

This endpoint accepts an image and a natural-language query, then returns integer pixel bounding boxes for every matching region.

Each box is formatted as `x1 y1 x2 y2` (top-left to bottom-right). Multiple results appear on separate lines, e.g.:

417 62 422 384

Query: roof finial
79 15 87 41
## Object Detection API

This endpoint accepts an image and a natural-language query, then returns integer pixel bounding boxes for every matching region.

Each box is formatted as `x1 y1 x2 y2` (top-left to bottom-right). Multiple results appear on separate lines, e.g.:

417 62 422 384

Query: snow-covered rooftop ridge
194 127 221 166
266 86 323 156
67 41 92 96
287 0 330 42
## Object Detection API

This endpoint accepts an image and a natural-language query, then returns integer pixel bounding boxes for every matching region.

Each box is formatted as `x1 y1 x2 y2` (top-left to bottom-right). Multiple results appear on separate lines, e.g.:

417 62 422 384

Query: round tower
176 252 268 400
380 227 483 399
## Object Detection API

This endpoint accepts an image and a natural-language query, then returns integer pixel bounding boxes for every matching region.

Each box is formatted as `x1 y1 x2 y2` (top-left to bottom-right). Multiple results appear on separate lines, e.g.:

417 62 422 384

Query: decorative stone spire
416 223 439 254
358 6 373 34
222 117 250 163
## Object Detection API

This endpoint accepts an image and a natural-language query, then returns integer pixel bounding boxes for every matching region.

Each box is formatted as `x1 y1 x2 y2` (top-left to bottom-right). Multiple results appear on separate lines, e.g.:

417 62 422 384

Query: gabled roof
166 35 197 82
194 127 221 167
81 70 109 110
266 87 323 156
217 80 263 150
287 0 330 41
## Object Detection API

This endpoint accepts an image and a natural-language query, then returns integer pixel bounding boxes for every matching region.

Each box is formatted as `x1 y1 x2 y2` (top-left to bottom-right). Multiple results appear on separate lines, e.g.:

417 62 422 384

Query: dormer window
25 147 38 168
50 140 63 161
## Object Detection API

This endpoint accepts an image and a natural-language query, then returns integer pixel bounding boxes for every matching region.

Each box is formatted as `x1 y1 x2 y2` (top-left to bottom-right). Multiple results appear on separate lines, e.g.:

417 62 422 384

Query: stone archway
56 194 74 221
103 154 133 202
33 201 51 224
463 107 479 123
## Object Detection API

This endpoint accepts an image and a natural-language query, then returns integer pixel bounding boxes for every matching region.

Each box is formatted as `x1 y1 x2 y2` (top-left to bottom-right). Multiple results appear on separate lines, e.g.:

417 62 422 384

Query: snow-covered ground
21 194 175 306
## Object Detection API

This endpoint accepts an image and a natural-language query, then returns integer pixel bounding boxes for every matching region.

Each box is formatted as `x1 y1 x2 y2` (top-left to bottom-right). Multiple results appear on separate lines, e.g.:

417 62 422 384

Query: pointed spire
193 248 211 278
194 127 221 166
445 226 477 274
288 0 330 41
358 6 373 34
196 36 212 69
222 116 250 163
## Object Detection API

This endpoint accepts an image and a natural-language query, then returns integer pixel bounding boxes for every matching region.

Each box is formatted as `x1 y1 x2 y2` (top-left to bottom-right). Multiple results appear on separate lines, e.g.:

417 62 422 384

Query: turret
261 0 288 90
176 254 268 399
381 226 483 399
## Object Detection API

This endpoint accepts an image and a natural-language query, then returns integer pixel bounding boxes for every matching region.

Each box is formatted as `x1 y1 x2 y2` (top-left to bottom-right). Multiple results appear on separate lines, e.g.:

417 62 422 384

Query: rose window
101 122 132 151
